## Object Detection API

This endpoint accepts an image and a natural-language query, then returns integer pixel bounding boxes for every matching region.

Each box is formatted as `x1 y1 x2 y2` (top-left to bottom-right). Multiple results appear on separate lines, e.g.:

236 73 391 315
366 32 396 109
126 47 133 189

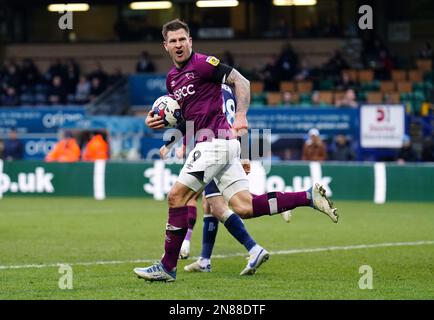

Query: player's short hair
162 19 190 40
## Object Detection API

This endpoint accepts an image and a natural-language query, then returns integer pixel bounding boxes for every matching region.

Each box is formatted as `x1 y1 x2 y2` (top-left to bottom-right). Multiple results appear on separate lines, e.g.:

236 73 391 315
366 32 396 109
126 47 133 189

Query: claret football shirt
166 52 234 143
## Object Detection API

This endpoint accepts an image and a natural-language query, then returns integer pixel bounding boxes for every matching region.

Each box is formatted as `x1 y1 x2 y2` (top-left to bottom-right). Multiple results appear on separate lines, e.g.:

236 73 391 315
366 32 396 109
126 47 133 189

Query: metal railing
86 77 130 115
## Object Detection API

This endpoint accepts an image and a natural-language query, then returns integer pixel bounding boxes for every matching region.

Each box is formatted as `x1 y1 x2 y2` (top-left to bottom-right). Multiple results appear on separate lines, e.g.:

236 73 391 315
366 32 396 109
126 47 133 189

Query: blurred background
0 0 433 165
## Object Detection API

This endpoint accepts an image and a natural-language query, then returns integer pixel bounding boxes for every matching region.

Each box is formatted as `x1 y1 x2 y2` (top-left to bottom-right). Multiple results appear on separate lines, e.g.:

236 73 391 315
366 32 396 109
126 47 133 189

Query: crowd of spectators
0 58 126 107
2 38 432 110
297 128 356 162
251 38 433 111
270 127 433 163
1 42 432 163
254 39 389 89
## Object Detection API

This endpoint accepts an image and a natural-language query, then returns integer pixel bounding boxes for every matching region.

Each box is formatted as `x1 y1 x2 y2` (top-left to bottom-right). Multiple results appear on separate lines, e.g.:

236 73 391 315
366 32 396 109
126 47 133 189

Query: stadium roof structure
3 0 198 5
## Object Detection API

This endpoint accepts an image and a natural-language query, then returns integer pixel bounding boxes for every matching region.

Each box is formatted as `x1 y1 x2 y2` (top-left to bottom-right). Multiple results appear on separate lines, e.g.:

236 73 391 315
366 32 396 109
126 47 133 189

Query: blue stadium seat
20 94 35 105
67 94 76 104
35 93 47 105
35 84 49 95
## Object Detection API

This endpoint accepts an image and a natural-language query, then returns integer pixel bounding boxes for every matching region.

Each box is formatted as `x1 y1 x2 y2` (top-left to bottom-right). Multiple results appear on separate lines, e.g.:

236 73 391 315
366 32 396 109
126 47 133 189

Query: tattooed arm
225 68 250 136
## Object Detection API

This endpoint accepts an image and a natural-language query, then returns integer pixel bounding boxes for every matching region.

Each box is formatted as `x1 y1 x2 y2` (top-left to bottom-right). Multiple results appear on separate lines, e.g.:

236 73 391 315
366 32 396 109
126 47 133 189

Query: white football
151 95 183 128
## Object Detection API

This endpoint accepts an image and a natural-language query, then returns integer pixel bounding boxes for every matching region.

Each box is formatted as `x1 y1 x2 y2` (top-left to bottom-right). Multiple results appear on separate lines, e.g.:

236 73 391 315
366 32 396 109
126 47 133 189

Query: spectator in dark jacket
46 59 67 83
89 62 108 89
89 77 105 101
323 50 349 78
2 86 20 106
48 76 67 105
65 59 80 95
3 63 22 89
258 56 280 91
276 43 299 81
397 135 418 163
21 58 40 88
331 135 355 161
3 129 23 160
136 51 156 73
421 136 434 162
108 67 125 87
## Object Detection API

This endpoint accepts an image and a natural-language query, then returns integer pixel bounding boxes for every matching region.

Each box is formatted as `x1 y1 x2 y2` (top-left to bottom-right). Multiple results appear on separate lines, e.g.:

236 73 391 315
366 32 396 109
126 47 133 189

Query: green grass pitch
0 197 433 300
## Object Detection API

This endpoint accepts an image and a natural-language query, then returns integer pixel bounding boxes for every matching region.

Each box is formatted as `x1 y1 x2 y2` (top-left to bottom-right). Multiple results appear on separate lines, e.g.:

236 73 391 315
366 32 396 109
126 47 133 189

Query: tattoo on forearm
226 69 250 113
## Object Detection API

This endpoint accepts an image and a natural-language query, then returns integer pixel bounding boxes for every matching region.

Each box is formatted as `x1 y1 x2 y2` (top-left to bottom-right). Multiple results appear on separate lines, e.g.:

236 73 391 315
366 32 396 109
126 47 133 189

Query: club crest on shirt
185 72 195 79
171 80 176 87
206 56 220 67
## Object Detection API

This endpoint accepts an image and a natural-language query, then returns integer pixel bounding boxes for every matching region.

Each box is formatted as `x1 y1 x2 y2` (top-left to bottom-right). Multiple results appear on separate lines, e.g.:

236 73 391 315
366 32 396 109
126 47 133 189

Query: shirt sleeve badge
206 56 220 67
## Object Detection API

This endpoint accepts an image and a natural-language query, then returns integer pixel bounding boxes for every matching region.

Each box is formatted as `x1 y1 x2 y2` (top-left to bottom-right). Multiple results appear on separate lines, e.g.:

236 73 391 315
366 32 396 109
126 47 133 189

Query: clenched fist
145 110 165 129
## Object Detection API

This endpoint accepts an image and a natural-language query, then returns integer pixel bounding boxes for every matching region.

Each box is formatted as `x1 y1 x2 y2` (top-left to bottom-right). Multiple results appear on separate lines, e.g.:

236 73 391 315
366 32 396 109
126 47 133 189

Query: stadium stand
0 1 433 163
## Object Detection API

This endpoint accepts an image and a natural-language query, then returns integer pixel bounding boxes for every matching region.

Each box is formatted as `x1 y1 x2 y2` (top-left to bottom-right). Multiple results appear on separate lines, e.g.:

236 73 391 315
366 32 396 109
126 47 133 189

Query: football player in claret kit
134 19 338 282
159 84 291 275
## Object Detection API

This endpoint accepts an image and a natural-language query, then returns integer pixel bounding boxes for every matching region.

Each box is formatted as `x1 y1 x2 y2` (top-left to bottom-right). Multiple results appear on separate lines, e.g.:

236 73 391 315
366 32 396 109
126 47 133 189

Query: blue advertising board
247 108 359 135
0 107 85 134
21 137 58 160
129 74 167 106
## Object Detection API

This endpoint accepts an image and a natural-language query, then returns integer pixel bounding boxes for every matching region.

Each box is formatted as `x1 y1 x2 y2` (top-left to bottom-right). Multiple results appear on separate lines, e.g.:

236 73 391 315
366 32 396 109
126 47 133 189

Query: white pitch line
1 240 433 270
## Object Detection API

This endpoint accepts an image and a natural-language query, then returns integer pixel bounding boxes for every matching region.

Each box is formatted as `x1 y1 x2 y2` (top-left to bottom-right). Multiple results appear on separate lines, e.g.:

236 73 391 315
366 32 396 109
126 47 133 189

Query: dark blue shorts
204 180 222 198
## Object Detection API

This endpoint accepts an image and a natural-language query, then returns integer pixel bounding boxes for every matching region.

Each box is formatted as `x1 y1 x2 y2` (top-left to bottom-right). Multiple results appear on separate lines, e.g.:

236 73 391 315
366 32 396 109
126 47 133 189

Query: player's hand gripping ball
151 95 183 128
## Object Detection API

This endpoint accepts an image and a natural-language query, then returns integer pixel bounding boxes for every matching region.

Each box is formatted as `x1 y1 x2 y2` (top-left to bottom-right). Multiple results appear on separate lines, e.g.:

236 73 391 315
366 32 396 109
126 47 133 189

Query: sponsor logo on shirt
206 56 220 67
174 84 195 100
